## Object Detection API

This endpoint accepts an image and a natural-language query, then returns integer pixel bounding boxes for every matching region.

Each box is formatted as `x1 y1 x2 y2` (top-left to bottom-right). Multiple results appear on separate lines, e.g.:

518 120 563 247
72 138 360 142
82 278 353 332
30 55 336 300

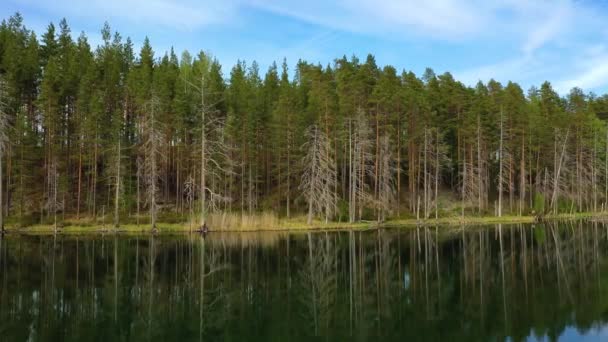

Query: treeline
1 13 608 228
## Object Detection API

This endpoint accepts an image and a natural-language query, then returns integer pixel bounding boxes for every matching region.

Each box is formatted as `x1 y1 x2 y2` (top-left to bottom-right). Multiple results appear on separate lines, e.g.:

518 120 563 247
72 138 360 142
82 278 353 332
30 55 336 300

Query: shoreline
3 212 607 235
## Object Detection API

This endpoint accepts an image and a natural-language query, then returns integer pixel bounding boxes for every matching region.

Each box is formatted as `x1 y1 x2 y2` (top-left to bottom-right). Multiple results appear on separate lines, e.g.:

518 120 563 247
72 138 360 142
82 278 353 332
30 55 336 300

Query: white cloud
451 0 608 93
555 45 608 93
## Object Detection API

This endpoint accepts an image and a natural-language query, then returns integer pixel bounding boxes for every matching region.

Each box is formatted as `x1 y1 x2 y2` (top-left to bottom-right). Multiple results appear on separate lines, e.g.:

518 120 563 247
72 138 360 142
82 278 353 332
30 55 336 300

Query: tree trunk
397 114 401 215
435 130 439 220
77 141 82 220
200 75 206 226
550 129 569 212
461 144 466 219
498 108 503 217
423 128 428 219
477 115 483 213
349 119 354 223
93 131 98 220
0 149 3 230
605 128 608 211
137 161 140 227
114 139 120 228
287 143 291 219
519 135 525 216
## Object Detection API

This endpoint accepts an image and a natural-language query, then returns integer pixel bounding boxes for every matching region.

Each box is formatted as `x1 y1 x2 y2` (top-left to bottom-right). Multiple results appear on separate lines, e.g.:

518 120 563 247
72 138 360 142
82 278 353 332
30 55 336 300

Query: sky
3 0 608 95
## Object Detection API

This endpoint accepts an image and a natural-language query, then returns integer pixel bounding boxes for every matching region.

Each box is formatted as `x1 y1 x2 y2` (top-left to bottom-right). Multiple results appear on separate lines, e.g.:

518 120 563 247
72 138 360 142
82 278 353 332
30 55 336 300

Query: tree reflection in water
1 222 608 341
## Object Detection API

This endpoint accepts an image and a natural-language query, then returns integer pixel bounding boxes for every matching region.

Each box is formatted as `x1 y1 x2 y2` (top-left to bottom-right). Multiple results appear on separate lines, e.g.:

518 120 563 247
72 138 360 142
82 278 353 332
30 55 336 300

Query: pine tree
2 12 608 228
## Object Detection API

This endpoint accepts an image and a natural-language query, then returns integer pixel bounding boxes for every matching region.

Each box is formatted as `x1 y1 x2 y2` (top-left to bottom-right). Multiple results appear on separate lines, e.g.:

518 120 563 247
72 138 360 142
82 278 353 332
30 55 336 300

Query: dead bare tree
182 58 231 228
136 156 143 227
200 118 233 216
497 107 514 217
111 133 124 229
461 148 485 217
45 157 60 232
376 135 396 222
184 174 195 232
348 109 373 223
605 128 608 211
460 119 488 218
0 78 9 231
0 83 8 229
429 128 449 219
550 128 570 213
419 127 449 219
300 125 337 225
141 96 164 231
476 115 487 212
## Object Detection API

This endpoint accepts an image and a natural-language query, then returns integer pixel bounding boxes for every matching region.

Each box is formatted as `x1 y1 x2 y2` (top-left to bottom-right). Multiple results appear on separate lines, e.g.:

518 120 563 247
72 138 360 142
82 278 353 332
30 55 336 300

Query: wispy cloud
555 45 608 93
250 0 490 40
521 1 571 56
249 0 608 93
453 0 608 93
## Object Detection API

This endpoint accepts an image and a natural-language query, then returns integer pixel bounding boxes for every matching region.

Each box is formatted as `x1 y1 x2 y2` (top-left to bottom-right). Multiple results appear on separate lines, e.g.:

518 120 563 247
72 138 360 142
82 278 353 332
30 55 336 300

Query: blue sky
3 0 608 94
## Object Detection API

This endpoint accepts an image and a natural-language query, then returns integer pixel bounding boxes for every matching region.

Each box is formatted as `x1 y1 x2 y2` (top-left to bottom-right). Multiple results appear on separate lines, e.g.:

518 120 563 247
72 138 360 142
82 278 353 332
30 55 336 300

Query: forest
1 13 608 230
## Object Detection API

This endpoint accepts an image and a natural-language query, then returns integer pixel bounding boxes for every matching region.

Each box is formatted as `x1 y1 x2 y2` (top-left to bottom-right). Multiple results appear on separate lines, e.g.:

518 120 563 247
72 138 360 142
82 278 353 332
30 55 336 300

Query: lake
1 222 608 341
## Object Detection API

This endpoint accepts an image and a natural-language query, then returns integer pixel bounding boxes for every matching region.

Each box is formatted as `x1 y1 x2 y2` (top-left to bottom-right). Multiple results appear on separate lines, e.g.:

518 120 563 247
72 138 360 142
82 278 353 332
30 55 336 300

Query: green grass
5 211 607 234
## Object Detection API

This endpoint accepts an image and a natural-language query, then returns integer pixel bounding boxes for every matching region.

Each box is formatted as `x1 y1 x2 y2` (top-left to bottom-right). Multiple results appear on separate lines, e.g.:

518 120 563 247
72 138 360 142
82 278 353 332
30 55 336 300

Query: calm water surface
1 222 608 341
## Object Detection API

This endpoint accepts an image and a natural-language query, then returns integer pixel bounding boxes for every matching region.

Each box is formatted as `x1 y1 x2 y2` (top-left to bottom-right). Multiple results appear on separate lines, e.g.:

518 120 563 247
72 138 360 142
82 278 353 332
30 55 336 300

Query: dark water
1 222 608 341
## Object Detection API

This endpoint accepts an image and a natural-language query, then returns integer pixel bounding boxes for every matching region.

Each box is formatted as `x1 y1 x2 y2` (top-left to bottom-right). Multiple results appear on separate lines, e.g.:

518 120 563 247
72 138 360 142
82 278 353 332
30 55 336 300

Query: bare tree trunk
397 114 401 215
0 84 7 229
498 108 503 217
462 144 466 219
435 130 439 220
423 128 428 219
143 98 163 231
0 149 3 230
358 151 364 221
349 119 354 223
307 128 318 225
19 140 23 222
477 115 483 213
53 159 57 232
551 129 570 213
137 159 141 227
4 147 11 218
200 74 207 226
114 139 121 228
520 135 525 216
374 105 379 205
248 164 253 215
302 125 336 225
93 131 98 220
150 155 156 231
593 130 598 212
77 142 82 220
287 145 291 218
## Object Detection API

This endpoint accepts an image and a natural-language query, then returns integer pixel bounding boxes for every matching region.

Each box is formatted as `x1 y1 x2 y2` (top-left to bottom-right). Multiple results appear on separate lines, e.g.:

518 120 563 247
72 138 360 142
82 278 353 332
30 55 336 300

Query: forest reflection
1 222 608 341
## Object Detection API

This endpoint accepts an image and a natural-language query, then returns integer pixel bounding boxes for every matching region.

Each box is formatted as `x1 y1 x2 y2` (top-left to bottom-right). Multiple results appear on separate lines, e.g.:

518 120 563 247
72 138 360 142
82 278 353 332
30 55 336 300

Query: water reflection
1 222 608 341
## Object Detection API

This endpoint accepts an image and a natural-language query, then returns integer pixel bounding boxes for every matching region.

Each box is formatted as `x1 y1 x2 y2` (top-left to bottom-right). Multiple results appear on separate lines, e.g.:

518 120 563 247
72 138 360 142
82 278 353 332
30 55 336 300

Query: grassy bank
3 211 607 234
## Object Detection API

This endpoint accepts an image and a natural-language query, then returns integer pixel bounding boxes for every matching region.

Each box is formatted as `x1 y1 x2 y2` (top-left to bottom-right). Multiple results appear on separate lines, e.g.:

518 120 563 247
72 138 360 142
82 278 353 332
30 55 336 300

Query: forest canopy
1 13 608 228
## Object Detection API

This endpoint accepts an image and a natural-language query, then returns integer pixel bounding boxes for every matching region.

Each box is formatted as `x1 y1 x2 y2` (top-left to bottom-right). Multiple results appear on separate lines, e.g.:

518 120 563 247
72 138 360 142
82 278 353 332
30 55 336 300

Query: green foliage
1 12 608 227
533 193 545 215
